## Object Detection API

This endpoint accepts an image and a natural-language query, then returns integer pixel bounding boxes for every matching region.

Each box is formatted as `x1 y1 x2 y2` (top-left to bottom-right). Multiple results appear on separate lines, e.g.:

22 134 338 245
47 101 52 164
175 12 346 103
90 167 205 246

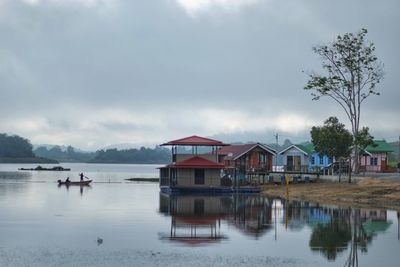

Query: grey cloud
0 0 399 148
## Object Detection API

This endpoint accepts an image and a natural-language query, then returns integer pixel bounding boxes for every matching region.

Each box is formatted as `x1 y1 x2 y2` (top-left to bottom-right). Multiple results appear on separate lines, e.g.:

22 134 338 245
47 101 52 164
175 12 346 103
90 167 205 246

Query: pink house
357 140 394 172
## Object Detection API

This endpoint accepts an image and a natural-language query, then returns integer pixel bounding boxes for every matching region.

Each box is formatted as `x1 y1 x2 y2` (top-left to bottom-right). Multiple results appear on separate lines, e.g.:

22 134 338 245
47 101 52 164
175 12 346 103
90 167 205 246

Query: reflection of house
217 143 276 183
279 144 311 172
159 193 229 246
159 135 228 193
359 209 392 238
358 140 394 172
360 208 387 221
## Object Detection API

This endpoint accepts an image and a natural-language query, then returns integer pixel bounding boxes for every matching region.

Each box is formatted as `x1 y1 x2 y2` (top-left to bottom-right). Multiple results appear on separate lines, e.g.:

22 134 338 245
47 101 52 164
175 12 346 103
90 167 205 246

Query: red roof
167 156 224 169
217 143 276 160
161 135 228 146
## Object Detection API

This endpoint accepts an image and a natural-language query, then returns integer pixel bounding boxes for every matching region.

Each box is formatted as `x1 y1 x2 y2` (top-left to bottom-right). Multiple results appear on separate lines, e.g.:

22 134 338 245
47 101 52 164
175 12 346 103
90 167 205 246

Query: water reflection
159 194 228 246
57 184 92 196
159 193 394 265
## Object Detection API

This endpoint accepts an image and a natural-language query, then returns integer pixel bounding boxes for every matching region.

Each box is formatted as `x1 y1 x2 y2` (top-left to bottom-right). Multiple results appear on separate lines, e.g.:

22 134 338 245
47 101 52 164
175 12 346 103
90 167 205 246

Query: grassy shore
261 177 400 211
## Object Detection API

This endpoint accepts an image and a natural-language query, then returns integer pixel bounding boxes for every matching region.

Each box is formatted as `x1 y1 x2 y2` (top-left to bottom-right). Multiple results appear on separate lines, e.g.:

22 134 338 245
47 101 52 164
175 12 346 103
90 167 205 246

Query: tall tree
304 28 384 173
311 117 353 182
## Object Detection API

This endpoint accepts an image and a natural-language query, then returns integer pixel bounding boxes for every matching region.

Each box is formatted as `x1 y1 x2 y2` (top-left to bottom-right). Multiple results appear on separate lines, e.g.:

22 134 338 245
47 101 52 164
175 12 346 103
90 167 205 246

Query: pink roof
167 156 224 169
161 135 228 146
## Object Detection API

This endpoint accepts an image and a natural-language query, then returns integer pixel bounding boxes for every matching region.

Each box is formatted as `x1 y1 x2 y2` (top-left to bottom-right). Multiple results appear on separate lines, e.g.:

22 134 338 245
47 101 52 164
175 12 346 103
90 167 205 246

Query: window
370 157 378 165
311 156 315 165
319 157 324 165
194 169 205 184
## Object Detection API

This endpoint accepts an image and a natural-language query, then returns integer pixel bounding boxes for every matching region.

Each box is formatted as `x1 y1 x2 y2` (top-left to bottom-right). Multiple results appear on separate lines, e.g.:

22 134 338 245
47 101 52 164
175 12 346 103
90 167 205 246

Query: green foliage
0 133 57 163
309 218 351 260
305 28 383 173
305 29 383 114
310 117 353 159
34 145 95 162
0 133 35 158
354 127 374 154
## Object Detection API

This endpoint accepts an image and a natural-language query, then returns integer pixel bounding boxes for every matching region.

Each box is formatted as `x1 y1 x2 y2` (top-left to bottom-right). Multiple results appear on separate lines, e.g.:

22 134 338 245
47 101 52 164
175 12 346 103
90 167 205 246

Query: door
287 156 294 171
381 157 387 171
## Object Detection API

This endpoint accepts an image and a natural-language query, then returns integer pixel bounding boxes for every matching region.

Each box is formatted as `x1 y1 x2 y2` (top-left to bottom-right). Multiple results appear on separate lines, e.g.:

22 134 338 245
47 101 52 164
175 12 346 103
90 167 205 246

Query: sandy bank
261 178 400 211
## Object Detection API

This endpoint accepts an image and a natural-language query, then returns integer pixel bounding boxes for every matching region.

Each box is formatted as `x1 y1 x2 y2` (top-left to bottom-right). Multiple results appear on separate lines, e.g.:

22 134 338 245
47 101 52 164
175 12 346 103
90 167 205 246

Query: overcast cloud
0 0 399 149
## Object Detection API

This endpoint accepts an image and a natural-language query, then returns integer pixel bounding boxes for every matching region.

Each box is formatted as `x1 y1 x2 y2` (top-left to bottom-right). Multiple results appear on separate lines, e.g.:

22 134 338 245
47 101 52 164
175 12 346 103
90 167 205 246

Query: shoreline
261 178 400 211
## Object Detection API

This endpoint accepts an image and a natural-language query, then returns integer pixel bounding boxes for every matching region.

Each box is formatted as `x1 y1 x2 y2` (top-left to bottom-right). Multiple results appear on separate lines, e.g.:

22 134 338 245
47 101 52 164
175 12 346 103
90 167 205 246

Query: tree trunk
348 162 352 183
354 145 359 174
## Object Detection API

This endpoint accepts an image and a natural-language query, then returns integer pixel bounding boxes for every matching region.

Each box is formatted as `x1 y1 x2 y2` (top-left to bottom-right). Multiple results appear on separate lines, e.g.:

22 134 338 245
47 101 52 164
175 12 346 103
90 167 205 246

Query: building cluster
159 135 393 192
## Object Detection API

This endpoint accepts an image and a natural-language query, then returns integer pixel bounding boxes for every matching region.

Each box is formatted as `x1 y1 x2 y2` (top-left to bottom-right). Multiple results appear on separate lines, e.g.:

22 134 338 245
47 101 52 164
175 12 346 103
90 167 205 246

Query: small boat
57 179 92 186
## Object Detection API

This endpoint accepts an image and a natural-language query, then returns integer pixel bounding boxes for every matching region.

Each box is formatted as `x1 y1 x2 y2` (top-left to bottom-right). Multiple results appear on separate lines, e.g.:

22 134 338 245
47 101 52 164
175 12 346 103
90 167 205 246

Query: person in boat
65 177 70 183
79 172 84 181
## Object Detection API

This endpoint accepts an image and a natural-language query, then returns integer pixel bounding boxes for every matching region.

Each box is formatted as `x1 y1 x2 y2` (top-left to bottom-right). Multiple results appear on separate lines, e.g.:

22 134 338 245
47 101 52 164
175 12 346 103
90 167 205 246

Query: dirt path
261 178 400 211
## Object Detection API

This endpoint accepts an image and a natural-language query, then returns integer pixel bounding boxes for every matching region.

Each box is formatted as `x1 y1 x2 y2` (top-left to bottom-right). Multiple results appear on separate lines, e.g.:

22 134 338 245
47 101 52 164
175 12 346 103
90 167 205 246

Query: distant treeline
34 145 171 164
34 146 95 163
88 147 170 164
0 133 57 163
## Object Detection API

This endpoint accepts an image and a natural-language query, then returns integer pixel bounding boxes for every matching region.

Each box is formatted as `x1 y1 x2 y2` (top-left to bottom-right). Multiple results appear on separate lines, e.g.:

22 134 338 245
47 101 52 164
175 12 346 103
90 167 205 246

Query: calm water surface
0 163 399 266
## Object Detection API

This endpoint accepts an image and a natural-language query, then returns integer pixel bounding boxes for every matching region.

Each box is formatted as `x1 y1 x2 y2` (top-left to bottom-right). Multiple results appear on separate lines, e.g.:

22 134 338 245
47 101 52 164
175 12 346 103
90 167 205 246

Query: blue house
305 144 332 172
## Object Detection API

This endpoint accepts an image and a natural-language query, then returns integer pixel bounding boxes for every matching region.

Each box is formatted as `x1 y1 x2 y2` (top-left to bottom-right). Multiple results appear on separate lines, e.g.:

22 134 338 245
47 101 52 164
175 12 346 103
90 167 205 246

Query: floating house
358 140 394 172
159 135 229 193
217 143 276 183
279 144 311 172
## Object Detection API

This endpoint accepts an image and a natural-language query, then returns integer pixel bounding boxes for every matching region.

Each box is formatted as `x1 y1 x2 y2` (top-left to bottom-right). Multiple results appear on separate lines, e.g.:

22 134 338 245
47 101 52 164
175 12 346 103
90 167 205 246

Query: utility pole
274 133 279 171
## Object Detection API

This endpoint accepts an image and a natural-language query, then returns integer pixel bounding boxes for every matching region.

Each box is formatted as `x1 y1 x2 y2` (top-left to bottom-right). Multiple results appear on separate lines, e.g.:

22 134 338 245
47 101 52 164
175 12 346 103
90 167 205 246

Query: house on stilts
216 143 276 185
159 135 262 194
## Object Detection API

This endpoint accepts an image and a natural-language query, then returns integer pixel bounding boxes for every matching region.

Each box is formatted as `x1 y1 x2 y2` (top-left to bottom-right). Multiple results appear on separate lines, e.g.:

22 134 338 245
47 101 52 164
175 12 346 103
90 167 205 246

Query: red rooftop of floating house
166 156 224 169
161 135 228 146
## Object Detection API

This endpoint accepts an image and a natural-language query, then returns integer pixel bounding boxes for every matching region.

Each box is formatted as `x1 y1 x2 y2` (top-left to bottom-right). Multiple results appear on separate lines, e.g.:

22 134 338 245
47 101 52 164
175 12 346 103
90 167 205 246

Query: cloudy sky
0 0 399 150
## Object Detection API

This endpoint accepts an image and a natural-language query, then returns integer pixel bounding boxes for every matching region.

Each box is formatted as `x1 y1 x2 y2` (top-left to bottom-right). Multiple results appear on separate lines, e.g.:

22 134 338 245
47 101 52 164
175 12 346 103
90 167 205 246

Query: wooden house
358 140 394 172
306 143 332 172
279 144 311 172
159 135 228 193
217 143 276 182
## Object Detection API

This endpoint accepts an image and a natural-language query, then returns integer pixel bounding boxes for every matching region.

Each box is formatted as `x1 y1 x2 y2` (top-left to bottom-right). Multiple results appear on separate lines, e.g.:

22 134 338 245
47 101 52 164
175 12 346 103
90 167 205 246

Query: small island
18 165 71 171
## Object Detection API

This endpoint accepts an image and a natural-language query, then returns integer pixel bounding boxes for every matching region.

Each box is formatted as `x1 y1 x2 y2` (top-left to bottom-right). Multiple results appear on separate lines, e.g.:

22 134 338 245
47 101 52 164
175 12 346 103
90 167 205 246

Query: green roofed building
359 140 394 172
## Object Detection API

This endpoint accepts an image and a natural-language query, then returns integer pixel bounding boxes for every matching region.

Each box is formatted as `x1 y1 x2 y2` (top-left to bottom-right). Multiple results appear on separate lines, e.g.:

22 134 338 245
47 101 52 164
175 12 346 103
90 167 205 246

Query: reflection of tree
344 209 373 267
309 208 385 266
309 209 352 260
228 195 273 238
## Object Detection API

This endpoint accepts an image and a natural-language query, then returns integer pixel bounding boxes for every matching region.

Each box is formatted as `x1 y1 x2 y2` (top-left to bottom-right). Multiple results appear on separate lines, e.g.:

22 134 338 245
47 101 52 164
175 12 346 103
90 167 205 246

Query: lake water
0 163 399 266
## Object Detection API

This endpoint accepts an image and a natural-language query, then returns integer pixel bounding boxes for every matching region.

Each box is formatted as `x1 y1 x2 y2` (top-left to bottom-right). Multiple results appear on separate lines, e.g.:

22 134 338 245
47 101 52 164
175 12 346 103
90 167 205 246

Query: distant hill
34 145 96 163
88 146 170 164
0 133 57 163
